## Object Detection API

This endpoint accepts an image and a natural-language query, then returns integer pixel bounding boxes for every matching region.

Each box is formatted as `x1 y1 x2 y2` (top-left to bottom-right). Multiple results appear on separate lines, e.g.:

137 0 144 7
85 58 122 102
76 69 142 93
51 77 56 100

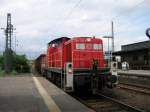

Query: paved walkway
0 74 93 112
118 69 150 76
0 75 48 112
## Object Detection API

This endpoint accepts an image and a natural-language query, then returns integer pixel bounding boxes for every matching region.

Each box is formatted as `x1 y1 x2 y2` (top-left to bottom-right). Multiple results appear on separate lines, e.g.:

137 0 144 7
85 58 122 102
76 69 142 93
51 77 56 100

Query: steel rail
119 82 150 90
118 83 150 95
96 91 145 112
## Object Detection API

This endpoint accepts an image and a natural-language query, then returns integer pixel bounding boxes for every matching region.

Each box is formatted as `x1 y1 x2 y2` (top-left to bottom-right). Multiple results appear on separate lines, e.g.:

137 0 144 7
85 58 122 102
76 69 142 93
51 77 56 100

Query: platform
118 69 150 77
0 74 93 112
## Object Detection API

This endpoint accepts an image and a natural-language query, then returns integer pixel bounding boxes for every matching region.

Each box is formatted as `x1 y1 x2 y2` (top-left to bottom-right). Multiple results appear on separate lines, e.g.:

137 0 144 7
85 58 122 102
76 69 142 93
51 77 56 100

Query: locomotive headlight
87 38 91 42
68 63 72 69
68 63 73 74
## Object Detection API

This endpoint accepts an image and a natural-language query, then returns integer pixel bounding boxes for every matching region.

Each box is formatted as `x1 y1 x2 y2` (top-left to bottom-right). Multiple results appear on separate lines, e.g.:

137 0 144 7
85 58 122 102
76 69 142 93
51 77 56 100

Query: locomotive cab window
76 43 85 49
93 44 102 50
86 43 92 49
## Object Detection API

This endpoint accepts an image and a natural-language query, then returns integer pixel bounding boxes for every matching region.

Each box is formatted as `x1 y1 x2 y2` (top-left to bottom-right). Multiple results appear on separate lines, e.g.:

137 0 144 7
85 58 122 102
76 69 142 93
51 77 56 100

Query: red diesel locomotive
35 37 118 92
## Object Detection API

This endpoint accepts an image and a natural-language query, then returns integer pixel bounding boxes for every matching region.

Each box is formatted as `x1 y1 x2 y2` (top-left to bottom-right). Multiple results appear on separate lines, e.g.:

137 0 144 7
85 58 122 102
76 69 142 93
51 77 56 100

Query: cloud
0 0 149 59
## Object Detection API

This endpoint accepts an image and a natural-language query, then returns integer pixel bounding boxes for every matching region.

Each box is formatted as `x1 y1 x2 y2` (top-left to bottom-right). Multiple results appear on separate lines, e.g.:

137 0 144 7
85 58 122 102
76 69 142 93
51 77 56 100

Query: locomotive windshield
93 44 102 50
76 43 85 49
76 43 102 50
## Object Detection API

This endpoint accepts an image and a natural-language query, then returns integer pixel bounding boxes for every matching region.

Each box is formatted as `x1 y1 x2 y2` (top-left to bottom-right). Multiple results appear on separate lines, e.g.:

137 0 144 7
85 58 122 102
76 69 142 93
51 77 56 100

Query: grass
0 70 18 76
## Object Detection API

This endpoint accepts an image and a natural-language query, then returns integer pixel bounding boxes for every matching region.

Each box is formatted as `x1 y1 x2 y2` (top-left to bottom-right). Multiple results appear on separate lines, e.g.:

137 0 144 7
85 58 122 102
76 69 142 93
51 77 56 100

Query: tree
0 54 30 73
0 55 4 70
13 54 30 73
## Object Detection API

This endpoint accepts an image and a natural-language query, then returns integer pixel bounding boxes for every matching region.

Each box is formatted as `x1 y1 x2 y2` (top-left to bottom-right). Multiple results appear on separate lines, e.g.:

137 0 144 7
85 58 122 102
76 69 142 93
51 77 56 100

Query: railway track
70 91 144 112
118 83 150 95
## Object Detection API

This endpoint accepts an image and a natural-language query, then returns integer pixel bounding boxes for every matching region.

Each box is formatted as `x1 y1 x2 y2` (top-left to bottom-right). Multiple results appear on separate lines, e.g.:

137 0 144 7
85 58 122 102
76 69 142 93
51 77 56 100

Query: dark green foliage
0 55 4 69
13 55 30 73
0 54 30 73
0 55 4 70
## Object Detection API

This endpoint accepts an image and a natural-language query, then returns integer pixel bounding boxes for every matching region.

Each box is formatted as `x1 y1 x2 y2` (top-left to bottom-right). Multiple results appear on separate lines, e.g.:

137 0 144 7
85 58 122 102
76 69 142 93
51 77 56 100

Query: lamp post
146 28 150 39
103 36 112 68
103 21 115 68
146 28 150 69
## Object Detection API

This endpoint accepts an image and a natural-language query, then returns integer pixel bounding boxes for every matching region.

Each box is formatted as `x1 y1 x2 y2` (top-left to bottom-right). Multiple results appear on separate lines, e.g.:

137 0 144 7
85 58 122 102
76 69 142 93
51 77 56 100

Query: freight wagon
34 54 47 74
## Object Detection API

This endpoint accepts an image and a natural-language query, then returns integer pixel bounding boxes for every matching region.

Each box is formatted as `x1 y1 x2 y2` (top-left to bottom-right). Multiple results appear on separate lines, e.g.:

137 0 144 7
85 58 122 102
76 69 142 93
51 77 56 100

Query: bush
0 54 30 73
0 55 4 70
11 70 17 75
13 55 30 73
0 70 5 76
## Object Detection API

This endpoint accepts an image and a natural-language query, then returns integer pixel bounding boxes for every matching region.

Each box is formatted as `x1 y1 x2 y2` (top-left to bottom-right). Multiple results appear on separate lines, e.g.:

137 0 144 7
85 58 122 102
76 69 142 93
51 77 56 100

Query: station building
113 40 150 70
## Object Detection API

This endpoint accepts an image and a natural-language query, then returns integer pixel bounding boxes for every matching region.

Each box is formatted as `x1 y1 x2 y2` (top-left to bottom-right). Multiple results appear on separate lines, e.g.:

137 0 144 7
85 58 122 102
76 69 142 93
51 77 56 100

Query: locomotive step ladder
63 62 74 92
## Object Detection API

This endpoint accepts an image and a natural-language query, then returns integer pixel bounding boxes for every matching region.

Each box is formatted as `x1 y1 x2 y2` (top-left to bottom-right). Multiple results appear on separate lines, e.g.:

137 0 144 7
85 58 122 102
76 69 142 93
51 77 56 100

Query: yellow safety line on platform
32 75 61 112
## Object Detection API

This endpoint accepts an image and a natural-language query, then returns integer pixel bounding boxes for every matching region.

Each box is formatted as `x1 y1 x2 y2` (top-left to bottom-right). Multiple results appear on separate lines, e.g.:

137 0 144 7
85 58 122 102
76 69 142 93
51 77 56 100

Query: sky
0 0 149 59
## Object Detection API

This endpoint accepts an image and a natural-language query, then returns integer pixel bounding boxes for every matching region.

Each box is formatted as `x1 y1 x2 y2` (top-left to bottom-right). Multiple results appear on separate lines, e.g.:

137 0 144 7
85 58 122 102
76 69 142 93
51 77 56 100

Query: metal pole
149 44 150 69
108 37 110 67
110 21 114 69
146 28 150 69
112 21 114 52
4 13 13 73
61 50 63 89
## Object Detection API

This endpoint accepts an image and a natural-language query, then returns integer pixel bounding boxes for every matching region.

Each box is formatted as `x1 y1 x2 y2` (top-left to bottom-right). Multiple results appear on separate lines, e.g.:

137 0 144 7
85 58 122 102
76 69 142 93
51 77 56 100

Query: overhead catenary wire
96 0 148 54
86 0 147 38
52 0 146 38
95 0 148 38
112 0 146 21
64 0 83 21
53 0 83 36
111 0 148 32
112 0 147 41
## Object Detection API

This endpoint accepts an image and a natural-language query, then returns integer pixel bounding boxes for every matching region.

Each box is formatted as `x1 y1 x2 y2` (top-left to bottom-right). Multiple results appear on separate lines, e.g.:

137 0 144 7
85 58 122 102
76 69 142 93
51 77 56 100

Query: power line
112 3 150 37
95 0 147 37
53 0 83 35
63 0 83 21
112 0 146 21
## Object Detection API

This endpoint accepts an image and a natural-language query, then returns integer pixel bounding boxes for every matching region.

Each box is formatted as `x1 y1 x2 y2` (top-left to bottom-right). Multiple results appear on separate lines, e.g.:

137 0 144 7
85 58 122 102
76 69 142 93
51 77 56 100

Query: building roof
113 40 150 55
121 40 150 51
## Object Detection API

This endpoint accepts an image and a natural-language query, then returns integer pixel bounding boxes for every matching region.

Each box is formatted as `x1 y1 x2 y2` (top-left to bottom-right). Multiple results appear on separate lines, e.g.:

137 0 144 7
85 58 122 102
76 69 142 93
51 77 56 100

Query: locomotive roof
48 37 70 45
